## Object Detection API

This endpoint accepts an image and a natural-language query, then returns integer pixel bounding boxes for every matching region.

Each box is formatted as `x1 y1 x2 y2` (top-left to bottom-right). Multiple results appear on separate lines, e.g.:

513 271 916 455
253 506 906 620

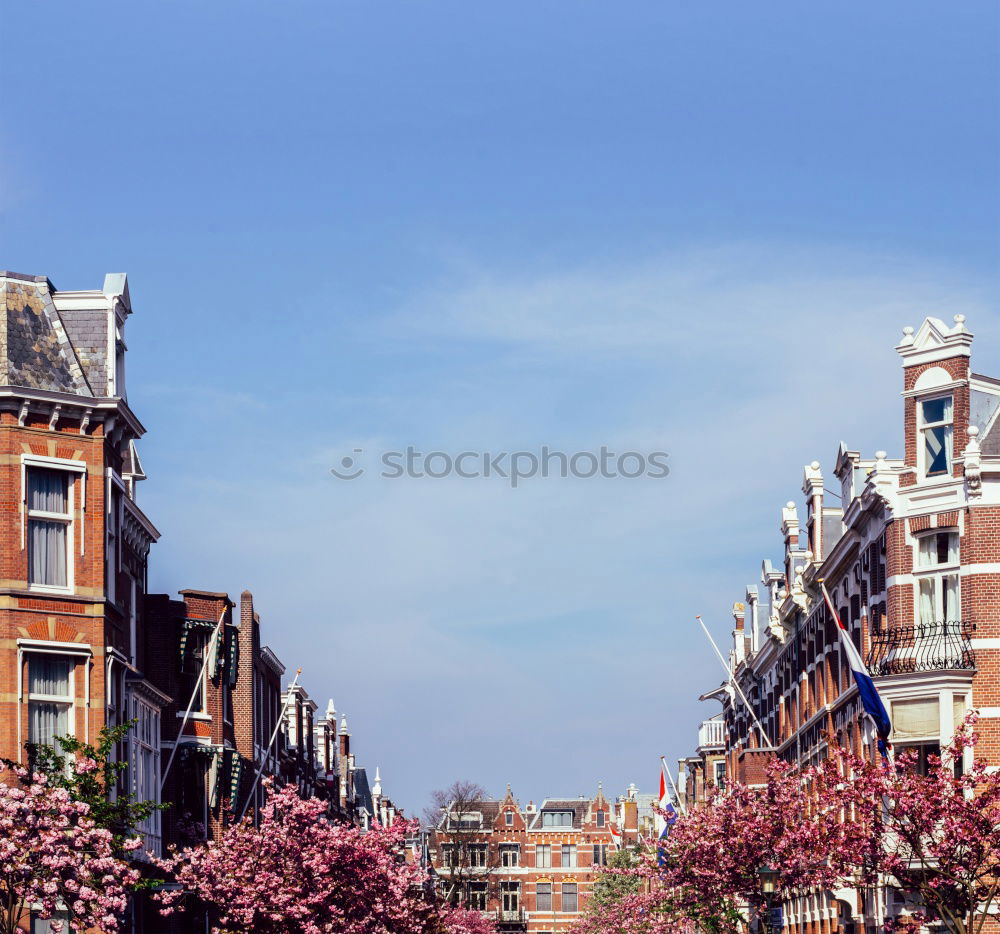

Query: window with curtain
536 844 551 867
541 810 573 827
561 883 578 913
536 882 552 912
593 844 608 866
919 395 953 477
892 697 940 740
918 531 959 567
27 468 70 588
916 531 960 624
560 844 576 867
27 655 72 748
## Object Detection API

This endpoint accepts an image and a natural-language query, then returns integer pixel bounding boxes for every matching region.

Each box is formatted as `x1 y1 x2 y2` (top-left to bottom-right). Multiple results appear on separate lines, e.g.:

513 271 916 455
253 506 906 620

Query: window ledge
26 584 74 596
176 711 212 721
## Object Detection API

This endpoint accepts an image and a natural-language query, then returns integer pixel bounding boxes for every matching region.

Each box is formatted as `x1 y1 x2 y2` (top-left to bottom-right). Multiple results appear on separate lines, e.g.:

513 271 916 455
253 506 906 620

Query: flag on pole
819 581 892 757
655 763 668 835
609 821 622 850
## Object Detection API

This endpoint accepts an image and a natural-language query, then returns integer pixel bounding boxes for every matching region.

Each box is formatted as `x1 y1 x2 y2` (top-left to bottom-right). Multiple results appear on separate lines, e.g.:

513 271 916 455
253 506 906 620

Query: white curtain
28 702 69 746
28 657 70 695
27 468 67 512
28 520 66 586
943 574 960 619
918 578 936 624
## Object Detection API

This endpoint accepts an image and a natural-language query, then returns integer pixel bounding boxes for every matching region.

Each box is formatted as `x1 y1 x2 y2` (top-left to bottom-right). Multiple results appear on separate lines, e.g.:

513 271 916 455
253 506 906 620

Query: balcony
697 717 726 751
492 908 527 929
866 620 976 677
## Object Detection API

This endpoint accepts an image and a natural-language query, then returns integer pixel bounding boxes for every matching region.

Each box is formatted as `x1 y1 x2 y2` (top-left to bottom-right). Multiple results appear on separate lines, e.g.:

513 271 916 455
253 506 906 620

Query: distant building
430 783 636 933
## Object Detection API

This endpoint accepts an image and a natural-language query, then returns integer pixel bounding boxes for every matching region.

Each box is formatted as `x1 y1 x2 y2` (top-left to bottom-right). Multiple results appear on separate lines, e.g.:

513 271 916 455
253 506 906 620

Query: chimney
732 602 747 664
802 461 823 560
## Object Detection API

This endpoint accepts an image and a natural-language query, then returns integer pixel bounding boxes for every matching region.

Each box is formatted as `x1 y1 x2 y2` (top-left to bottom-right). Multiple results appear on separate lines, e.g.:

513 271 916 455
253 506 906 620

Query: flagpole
160 609 227 793
817 579 893 760
695 615 775 748
660 756 687 816
237 667 302 822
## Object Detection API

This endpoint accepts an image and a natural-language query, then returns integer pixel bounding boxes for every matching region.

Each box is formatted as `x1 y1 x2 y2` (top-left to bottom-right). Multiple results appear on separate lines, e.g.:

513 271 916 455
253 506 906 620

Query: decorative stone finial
340 715 348 733
954 314 968 332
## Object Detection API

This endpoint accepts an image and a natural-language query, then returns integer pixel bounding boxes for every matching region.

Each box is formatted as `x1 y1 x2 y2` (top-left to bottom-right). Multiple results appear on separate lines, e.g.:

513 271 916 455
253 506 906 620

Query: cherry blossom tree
155 781 495 934
843 713 1000 934
573 757 867 934
0 760 141 934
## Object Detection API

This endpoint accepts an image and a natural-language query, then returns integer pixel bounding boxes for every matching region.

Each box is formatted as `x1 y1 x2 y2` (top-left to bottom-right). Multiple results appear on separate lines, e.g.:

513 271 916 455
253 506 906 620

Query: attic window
541 810 573 828
505 811 513 826
919 395 953 477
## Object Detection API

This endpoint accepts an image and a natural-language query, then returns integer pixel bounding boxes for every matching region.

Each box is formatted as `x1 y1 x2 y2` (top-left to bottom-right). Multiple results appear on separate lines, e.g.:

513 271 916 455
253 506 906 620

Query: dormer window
919 395 953 477
541 810 573 828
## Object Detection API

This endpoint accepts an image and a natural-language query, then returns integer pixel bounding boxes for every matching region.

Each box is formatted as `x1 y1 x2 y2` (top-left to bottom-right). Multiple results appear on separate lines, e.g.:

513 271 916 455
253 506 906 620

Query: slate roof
354 768 374 815
1 274 92 395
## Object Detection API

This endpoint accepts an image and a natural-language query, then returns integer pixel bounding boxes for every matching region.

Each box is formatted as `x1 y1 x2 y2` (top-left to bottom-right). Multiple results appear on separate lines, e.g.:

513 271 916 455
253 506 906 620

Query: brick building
431 784 637 933
0 269 162 817
686 315 1000 934
0 270 394 930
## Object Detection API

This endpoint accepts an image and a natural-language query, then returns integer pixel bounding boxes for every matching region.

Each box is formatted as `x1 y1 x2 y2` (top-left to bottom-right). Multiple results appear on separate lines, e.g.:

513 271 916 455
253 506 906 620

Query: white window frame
917 393 954 478
22 456 86 595
913 529 961 624
127 691 162 857
500 843 520 867
26 653 76 749
178 628 210 718
536 843 552 868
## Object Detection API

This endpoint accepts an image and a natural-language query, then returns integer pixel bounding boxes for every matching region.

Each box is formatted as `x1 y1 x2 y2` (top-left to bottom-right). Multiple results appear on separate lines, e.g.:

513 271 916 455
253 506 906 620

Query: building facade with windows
0 269 161 800
692 315 1000 934
0 270 396 931
431 784 632 933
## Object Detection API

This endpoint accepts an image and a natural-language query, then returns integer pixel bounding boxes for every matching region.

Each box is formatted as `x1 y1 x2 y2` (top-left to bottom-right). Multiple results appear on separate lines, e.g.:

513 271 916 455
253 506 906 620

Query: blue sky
2 1 999 811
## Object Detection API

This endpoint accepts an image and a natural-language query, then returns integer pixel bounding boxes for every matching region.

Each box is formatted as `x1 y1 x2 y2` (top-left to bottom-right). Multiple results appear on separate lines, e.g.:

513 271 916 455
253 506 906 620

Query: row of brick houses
429 783 643 933
675 314 1000 934
0 270 395 931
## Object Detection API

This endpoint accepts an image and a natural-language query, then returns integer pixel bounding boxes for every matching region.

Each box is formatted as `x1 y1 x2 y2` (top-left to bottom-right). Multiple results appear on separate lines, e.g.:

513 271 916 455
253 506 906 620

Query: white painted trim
976 707 1000 718
21 454 87 473
16 639 93 655
902 379 966 398
971 638 1000 649
960 563 1000 575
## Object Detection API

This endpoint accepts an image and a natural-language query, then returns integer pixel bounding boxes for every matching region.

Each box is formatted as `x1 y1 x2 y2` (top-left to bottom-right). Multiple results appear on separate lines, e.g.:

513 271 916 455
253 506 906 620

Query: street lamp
758 865 781 934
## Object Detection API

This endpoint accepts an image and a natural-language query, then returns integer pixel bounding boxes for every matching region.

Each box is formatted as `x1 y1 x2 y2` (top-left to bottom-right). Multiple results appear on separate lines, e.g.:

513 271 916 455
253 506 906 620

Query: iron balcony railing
866 620 976 677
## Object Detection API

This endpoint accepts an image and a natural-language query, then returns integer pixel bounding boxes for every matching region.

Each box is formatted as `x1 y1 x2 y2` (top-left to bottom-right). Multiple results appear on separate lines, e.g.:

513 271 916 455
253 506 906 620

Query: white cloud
142 242 999 809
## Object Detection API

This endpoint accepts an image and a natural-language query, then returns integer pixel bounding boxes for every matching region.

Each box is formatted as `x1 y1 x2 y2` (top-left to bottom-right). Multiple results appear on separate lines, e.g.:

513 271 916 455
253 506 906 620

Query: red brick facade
681 316 1000 934
430 785 635 932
